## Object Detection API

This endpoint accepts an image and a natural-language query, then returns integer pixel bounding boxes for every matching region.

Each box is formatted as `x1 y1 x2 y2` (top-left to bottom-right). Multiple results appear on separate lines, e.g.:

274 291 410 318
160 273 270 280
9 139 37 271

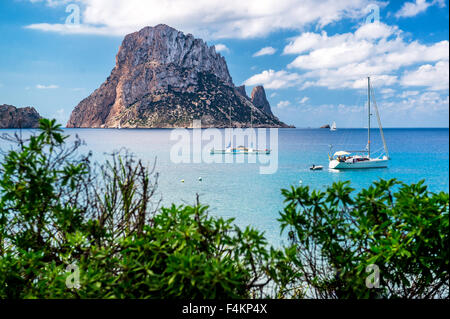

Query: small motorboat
310 165 323 170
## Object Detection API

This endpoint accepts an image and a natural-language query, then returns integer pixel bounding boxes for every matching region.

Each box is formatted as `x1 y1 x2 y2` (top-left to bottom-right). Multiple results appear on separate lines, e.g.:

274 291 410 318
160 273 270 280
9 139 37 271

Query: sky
0 0 448 127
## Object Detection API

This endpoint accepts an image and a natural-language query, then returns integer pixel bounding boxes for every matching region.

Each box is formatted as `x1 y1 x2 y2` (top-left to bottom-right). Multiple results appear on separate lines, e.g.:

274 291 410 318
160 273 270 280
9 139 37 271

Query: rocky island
67 24 291 128
0 104 41 128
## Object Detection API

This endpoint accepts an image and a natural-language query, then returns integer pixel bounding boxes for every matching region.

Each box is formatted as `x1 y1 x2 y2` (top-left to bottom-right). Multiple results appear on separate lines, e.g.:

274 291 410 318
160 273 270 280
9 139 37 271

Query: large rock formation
0 104 41 128
67 24 290 128
251 86 273 116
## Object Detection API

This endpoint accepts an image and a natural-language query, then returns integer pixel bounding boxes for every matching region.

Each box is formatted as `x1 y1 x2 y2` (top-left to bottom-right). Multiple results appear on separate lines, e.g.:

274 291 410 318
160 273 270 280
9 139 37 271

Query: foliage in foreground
280 178 449 298
0 119 448 299
0 119 293 298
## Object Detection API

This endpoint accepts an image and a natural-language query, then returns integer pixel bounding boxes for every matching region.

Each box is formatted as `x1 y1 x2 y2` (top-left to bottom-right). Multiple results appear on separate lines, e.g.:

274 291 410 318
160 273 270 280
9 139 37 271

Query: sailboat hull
329 158 388 169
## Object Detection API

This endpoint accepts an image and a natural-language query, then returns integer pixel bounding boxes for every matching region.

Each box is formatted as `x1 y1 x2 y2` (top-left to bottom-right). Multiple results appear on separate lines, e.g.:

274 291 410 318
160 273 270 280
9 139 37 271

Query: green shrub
0 119 291 299
279 179 449 298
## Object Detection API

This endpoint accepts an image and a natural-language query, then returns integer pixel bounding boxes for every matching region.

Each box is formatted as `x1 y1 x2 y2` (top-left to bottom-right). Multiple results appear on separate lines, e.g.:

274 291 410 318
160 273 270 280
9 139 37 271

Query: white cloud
245 21 448 92
395 0 432 18
299 97 309 104
399 90 420 98
277 101 291 109
287 23 448 72
352 75 398 89
36 84 59 89
300 72 397 90
283 32 328 55
381 88 395 94
380 88 396 98
354 22 398 39
384 91 449 114
25 0 382 39
214 44 230 53
25 23 121 36
400 60 449 91
253 46 277 57
29 0 72 7
395 0 445 18
280 21 449 90
288 40 374 70
283 23 396 55
382 40 448 69
244 69 302 89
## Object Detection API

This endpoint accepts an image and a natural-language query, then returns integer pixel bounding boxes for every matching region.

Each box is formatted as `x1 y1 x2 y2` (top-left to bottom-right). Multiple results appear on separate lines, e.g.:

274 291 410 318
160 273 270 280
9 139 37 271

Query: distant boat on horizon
330 121 337 131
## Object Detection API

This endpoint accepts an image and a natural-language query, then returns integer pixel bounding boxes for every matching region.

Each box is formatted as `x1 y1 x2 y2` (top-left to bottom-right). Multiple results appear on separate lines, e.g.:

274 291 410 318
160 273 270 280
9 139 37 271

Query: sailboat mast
368 76 371 158
371 86 390 159
250 107 254 148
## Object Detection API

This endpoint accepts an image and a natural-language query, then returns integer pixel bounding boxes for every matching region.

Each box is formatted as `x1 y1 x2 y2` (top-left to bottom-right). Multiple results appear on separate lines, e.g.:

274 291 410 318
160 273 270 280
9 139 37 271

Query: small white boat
310 165 323 170
330 121 337 131
329 77 389 170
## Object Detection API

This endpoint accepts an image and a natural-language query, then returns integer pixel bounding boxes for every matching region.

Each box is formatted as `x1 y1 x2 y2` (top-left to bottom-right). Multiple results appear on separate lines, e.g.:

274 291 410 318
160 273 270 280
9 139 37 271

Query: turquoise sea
1 128 448 245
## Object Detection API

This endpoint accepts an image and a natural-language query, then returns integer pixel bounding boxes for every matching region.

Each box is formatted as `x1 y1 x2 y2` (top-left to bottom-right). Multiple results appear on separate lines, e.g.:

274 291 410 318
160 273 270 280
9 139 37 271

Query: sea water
1 128 448 246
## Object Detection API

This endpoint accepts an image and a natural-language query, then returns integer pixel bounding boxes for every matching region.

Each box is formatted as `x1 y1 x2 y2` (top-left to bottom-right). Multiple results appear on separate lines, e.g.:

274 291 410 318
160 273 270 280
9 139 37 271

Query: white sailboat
330 121 337 131
211 146 271 155
329 77 389 169
210 105 271 155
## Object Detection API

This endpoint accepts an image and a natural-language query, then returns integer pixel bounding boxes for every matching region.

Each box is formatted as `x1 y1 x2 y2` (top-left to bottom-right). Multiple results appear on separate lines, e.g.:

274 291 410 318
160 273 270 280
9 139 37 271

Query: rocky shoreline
0 104 41 128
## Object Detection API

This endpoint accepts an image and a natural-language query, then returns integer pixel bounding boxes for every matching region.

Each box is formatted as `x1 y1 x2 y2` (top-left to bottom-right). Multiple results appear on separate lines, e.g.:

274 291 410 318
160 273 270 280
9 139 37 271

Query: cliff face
67 24 289 128
251 86 273 116
0 104 41 128
236 85 249 100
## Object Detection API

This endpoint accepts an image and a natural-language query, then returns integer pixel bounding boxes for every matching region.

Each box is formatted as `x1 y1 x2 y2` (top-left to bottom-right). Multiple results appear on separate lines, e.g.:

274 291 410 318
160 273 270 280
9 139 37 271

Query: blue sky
0 0 448 127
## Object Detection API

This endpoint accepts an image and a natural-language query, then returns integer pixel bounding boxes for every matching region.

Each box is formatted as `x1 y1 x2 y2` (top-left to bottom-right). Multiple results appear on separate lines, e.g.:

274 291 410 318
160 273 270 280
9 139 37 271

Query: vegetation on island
0 119 448 299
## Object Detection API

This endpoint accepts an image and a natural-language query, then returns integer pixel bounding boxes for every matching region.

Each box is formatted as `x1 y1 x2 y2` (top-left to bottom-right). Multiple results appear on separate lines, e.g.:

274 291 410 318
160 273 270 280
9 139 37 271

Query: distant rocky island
67 24 291 128
0 104 41 128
